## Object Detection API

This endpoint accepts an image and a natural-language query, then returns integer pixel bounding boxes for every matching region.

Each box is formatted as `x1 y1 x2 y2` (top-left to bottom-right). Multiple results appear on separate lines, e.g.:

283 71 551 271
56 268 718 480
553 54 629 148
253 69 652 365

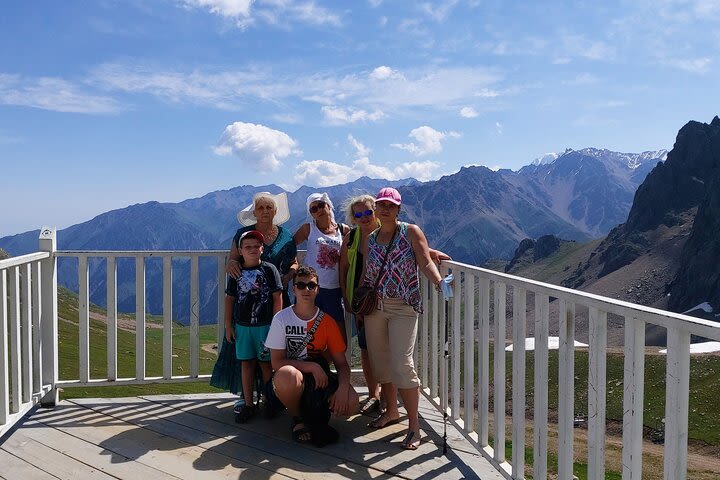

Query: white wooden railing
418 260 720 480
2 228 720 480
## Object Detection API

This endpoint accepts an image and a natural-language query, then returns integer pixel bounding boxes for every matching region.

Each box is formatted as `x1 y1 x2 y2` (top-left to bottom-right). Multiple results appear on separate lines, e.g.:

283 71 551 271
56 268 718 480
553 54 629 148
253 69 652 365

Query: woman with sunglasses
339 193 452 420
293 193 350 342
359 187 444 451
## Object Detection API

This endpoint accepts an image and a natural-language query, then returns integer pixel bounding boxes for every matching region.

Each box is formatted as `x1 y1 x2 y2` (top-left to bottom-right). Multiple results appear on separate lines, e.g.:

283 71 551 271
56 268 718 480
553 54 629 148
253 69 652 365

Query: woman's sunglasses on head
353 209 374 218
294 281 318 291
309 201 327 214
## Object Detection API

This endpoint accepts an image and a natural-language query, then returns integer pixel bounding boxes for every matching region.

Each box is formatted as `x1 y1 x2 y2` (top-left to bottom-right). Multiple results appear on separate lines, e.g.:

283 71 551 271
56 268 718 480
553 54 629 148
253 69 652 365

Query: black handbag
351 227 397 315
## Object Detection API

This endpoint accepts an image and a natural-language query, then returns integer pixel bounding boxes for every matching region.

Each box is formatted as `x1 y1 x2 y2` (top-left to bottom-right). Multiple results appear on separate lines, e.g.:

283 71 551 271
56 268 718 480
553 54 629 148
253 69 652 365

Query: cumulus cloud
294 135 440 186
460 106 478 118
495 122 503 134
214 121 301 171
0 74 121 114
321 105 385 124
370 66 403 81
391 126 460 156
420 0 459 21
182 0 341 28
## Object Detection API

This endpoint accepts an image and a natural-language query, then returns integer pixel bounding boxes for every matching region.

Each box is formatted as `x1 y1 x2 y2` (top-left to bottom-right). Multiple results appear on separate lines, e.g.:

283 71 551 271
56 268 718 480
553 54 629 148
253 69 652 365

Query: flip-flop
401 430 421 450
360 397 381 415
367 414 400 429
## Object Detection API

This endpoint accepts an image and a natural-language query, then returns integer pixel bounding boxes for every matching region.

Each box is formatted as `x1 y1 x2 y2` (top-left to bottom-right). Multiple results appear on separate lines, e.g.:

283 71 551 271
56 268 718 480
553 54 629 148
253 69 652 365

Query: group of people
218 187 448 450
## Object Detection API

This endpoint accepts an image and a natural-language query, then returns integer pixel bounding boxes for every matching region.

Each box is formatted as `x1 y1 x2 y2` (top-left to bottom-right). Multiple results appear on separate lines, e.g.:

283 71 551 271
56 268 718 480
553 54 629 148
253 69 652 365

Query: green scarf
345 227 361 305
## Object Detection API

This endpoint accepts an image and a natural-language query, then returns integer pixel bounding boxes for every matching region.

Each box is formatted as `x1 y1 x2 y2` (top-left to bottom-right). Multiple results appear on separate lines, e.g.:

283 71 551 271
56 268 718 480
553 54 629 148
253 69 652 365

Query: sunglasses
353 209 374 219
294 281 318 291
309 201 327 214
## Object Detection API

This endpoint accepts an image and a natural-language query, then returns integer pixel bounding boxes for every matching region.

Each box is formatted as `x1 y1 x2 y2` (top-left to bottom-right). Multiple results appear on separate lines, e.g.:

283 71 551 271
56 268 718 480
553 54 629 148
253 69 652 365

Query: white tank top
305 221 343 289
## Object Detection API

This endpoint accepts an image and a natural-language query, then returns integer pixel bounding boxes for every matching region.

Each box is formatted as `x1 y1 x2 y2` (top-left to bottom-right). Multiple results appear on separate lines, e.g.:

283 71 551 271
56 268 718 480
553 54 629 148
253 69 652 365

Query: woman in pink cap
359 186 443 450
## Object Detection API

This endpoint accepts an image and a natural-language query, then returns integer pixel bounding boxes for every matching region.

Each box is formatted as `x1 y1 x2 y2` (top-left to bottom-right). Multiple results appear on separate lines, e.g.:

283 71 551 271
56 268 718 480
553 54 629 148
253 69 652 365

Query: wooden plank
663 327 690 480
511 286 526 479
9 266 21 413
0 270 8 424
18 418 181 480
431 280 439 398
463 272 475 434
78 255 90 383
440 279 448 416
0 448 59 479
493 281 506 462
533 293 549 480
39 228 58 407
478 276 490 446
451 268 462 419
139 393 505 480
190 256 199 377
32 261 42 393
558 300 575 480
588 306 607 480
216 256 225 348
135 256 146 381
32 401 294 480
2 430 116 479
107 256 117 382
69 396 462 480
420 277 429 387
622 316 645 480
21 264 32 403
163 256 173 380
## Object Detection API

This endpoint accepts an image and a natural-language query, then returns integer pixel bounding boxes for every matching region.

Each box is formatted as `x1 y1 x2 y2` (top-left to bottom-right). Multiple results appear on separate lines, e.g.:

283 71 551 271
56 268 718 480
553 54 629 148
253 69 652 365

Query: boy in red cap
224 230 283 422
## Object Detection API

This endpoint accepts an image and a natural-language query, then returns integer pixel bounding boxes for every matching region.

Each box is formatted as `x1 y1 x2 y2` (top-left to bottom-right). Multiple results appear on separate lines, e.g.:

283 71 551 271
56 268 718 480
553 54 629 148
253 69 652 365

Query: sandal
234 404 256 423
291 417 313 444
401 430 421 450
360 397 381 416
367 413 400 429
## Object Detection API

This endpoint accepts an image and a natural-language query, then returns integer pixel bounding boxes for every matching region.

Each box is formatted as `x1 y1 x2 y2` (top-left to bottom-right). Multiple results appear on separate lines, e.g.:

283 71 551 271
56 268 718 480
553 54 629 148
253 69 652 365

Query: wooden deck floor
0 392 505 479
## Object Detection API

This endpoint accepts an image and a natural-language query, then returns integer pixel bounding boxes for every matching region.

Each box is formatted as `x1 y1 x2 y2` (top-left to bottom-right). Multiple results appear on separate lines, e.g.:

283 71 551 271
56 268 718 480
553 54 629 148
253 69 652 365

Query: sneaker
233 398 246 413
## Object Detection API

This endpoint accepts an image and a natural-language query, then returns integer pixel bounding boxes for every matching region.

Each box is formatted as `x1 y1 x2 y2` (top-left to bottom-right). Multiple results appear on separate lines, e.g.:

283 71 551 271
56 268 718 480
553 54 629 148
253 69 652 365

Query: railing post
511 286 526 479
558 300 576 480
664 327 690 480
39 227 58 407
588 307 608 480
622 316 645 479
533 293 550 480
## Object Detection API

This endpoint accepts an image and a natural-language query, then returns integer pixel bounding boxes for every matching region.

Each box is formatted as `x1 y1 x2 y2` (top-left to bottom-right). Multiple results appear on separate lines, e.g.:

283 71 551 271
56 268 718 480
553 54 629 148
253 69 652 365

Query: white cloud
214 121 301 171
460 106 478 118
181 0 341 28
88 62 502 115
495 122 503 134
0 74 121 114
420 0 459 21
391 126 460 156
368 0 383 7
370 66 403 81
348 134 370 158
294 135 441 186
562 73 600 86
661 56 711 73
321 105 385 124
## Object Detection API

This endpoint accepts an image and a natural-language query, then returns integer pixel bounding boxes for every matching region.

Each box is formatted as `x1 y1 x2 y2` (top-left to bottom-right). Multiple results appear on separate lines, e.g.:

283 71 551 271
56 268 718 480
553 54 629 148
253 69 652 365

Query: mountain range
502 117 720 343
0 148 666 324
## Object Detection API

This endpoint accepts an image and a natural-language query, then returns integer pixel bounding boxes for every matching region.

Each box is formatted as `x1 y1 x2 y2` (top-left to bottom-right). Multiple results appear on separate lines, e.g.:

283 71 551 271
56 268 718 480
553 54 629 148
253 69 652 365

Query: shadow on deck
1 392 505 479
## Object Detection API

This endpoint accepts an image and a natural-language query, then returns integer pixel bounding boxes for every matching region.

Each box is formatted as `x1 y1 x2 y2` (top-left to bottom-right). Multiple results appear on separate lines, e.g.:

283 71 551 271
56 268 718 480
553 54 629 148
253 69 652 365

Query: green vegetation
57 286 222 399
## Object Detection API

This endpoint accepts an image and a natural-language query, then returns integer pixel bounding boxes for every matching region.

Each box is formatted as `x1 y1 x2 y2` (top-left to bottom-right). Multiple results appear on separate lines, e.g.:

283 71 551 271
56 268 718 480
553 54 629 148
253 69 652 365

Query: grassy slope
57 286 223 399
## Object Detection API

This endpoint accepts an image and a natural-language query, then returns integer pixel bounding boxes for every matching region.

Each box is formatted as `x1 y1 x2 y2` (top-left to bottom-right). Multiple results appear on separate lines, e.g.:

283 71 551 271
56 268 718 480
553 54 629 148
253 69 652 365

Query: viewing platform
2 228 719 479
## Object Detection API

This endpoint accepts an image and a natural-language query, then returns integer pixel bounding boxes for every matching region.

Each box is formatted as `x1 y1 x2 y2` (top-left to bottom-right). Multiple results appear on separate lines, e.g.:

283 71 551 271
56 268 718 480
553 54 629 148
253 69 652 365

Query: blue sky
1 0 719 236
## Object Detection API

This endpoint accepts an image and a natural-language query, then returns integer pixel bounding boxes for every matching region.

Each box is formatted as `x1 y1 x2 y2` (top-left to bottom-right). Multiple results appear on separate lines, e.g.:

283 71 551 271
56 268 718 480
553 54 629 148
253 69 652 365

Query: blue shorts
234 324 271 362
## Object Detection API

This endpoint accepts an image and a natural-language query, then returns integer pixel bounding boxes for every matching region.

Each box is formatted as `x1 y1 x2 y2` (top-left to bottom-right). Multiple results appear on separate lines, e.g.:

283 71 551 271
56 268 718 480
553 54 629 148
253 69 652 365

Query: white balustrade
1 231 719 480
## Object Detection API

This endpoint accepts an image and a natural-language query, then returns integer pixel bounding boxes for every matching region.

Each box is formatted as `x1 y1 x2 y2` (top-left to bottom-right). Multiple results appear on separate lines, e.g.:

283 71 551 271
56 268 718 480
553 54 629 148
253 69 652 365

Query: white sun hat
237 191 291 226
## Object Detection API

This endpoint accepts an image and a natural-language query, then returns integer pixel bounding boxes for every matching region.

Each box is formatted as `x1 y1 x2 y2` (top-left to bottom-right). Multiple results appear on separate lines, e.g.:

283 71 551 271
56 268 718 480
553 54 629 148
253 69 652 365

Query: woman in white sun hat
227 191 298 307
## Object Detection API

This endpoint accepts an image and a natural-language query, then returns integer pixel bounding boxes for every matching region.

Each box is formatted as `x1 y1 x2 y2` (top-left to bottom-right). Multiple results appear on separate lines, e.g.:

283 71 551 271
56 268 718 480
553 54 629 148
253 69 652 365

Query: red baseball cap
376 187 402 205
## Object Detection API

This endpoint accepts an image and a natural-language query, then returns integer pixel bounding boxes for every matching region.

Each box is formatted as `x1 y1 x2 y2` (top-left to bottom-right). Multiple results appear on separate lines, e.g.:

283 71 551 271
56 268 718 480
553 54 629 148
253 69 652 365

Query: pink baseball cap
376 187 402 205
